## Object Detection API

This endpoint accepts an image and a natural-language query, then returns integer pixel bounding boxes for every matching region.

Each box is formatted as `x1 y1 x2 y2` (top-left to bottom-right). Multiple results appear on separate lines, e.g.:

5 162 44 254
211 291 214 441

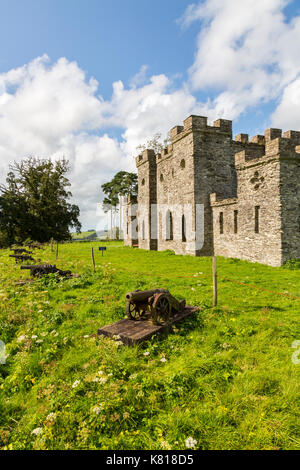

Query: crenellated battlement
265 135 300 157
235 147 266 167
169 115 233 143
156 144 173 163
134 113 300 267
136 149 156 167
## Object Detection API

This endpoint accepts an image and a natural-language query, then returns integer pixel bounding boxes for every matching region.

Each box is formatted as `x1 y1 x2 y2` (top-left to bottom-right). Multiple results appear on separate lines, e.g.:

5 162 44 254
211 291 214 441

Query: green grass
0 241 299 450
71 230 97 241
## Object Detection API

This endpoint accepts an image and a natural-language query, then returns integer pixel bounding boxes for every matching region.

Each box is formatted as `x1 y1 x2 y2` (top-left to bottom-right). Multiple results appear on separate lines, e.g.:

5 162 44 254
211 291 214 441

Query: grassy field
0 241 299 450
71 230 98 241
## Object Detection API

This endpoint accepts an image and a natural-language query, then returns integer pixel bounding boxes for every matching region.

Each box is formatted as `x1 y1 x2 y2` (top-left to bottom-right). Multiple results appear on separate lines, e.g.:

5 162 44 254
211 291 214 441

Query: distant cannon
125 289 186 325
25 243 44 250
10 248 33 255
9 254 35 263
20 264 72 278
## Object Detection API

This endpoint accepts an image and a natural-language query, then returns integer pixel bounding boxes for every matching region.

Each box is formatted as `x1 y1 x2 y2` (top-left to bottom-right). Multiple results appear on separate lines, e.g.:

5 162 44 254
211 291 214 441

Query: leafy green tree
0 157 81 246
101 171 138 240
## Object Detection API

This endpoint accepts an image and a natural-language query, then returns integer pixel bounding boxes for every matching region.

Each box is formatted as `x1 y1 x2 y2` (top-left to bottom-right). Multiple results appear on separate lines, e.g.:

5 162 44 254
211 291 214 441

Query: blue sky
0 0 197 98
1 0 300 230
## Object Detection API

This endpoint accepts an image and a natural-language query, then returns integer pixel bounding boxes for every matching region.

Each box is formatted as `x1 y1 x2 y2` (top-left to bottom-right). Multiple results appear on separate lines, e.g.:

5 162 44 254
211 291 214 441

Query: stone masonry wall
136 150 157 251
135 114 300 267
211 130 284 267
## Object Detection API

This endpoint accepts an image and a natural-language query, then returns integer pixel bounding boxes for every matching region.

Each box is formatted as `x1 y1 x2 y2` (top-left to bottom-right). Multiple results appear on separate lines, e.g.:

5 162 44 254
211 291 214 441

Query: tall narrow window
166 210 173 240
182 214 186 242
219 212 224 234
234 210 238 234
159 212 162 241
255 206 260 233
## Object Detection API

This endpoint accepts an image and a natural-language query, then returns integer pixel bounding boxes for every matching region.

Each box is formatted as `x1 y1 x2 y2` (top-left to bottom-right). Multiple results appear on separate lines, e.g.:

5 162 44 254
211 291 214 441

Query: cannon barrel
125 289 169 303
20 264 56 270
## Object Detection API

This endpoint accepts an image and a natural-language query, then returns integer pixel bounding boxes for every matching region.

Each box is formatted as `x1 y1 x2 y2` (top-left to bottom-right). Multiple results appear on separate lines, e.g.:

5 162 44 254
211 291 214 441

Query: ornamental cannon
125 289 186 325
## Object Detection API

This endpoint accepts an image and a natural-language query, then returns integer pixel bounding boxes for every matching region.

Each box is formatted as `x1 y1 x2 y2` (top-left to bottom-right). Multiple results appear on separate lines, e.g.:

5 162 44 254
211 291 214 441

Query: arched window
166 210 173 241
182 214 186 242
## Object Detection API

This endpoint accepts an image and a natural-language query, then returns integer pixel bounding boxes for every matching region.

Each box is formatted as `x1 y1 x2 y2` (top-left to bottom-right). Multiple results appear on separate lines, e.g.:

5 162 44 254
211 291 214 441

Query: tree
136 132 171 155
0 157 81 246
101 171 138 239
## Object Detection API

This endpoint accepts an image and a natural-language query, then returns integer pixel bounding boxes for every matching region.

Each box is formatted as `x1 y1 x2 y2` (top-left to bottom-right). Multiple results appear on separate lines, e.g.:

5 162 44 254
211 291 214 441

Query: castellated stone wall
136 150 157 251
123 195 138 247
211 128 300 267
134 114 300 267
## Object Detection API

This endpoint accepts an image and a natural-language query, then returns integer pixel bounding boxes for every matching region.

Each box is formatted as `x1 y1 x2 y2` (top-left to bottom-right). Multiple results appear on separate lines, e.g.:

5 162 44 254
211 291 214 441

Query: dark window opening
219 212 224 234
182 214 186 242
166 210 173 240
234 210 238 234
255 206 260 233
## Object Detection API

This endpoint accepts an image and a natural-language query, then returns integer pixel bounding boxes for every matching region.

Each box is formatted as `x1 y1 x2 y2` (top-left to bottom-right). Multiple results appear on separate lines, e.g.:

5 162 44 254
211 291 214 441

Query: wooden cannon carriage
125 289 186 325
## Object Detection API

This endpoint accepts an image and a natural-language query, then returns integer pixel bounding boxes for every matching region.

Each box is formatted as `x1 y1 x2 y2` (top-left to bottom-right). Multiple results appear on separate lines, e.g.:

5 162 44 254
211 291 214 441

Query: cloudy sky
1 0 300 230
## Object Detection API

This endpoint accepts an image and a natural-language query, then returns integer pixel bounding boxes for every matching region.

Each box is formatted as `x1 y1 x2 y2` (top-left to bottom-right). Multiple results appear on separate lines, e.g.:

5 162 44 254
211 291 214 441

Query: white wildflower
99 377 107 385
143 351 150 356
46 412 57 423
83 335 89 338
129 373 137 380
160 357 167 363
31 335 38 339
72 380 80 388
32 427 43 436
38 310 43 313
17 335 27 343
160 440 171 450
185 437 197 449
92 405 103 415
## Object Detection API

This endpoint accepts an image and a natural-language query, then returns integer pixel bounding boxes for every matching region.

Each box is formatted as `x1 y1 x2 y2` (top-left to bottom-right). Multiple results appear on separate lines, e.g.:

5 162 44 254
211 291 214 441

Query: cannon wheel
126 301 145 321
153 293 171 324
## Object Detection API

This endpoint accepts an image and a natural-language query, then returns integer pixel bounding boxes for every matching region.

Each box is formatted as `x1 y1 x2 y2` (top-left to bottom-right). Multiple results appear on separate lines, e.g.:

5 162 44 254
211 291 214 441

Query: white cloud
271 77 300 129
0 55 198 230
2 1 300 230
179 0 300 120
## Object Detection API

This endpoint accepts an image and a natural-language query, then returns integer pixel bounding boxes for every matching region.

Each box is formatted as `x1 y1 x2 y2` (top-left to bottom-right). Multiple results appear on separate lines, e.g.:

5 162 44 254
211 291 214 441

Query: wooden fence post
212 255 217 307
91 247 95 272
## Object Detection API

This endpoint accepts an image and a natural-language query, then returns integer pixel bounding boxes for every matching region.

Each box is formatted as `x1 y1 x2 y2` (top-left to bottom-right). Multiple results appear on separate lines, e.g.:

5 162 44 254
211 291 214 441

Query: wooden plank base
97 306 199 346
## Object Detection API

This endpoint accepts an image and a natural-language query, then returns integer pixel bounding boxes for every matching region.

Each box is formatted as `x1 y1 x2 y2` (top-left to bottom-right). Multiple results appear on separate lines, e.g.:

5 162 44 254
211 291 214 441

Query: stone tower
134 114 300 267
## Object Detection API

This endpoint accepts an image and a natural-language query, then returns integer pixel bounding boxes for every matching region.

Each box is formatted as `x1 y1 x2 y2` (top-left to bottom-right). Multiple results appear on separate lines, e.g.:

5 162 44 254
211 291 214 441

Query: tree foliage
0 157 81 246
101 171 138 212
136 132 171 155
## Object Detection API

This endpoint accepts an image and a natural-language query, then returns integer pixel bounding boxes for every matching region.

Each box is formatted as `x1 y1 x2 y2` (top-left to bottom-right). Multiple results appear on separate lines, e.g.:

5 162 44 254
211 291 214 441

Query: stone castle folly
124 114 300 267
